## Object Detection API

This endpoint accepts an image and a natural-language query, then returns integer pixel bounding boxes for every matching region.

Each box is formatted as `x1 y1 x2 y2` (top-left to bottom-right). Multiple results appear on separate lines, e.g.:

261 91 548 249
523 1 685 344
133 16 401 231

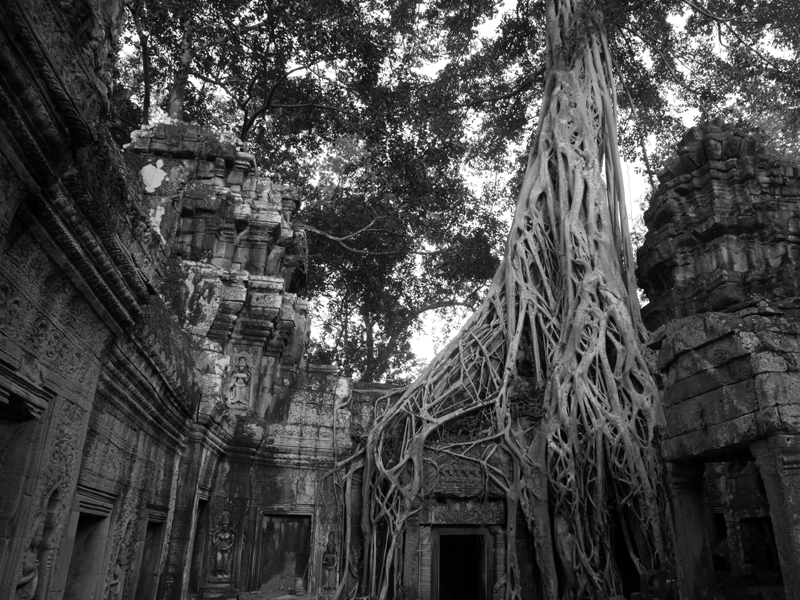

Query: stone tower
638 118 800 600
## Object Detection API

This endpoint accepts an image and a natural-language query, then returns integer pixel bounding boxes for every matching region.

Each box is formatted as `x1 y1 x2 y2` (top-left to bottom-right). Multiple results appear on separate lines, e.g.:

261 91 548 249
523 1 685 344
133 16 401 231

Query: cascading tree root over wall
330 1 673 599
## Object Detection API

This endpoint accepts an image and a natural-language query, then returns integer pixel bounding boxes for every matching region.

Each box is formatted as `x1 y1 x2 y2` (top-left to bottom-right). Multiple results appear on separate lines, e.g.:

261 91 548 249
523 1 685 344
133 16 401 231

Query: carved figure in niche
108 563 121 599
347 543 362 583
321 532 338 592
227 357 251 407
109 520 134 600
211 511 235 579
16 516 44 600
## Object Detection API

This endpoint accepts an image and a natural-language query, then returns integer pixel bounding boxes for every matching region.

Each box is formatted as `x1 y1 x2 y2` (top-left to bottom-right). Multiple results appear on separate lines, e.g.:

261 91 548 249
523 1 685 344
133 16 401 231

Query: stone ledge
659 311 800 459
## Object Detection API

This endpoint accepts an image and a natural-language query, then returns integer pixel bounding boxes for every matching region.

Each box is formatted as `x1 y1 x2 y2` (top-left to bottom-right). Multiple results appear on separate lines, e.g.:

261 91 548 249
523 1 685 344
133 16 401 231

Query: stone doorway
432 527 492 600
257 514 312 597
135 520 166 600
188 499 210 595
62 512 112 600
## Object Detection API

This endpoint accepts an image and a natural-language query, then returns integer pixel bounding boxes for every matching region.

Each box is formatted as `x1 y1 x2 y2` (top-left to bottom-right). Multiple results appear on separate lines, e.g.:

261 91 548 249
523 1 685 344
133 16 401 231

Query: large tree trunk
131 8 151 125
167 18 192 121
332 0 671 598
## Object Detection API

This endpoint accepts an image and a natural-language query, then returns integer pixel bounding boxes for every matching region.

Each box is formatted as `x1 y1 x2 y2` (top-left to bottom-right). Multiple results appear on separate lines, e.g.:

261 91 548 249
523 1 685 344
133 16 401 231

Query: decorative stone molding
637 118 800 330
0 354 55 420
75 484 116 517
654 310 800 460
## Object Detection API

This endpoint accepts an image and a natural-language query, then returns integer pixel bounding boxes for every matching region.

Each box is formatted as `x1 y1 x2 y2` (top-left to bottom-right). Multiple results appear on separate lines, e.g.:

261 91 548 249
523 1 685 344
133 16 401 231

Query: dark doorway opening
258 514 312 596
432 527 491 600
135 520 166 600
740 516 782 584
63 513 111 600
439 534 483 600
188 499 210 594
612 512 641 597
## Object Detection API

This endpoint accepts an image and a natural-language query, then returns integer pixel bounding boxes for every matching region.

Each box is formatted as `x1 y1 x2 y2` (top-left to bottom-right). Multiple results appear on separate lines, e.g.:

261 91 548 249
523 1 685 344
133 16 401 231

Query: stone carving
108 519 134 600
6 2 101 143
211 511 235 580
0 269 96 387
127 122 308 355
426 500 504 525
419 526 432 600
24 487 63 600
321 532 338 593
637 118 800 329
47 401 85 495
108 558 122 598
488 526 506 600
227 357 251 408
15 515 45 600
30 196 139 327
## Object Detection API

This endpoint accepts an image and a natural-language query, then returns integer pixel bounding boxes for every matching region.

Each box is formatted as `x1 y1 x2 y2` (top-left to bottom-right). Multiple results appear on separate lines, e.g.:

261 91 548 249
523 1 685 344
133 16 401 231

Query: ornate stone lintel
0 355 55 420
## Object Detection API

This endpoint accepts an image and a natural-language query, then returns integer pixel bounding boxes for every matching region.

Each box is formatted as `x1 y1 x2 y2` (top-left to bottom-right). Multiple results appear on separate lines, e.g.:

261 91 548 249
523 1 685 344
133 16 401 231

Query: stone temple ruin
637 119 800 599
0 1 798 600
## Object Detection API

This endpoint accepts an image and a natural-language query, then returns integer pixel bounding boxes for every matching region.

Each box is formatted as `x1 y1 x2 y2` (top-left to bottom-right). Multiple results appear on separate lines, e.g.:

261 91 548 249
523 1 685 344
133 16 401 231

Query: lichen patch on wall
141 162 167 193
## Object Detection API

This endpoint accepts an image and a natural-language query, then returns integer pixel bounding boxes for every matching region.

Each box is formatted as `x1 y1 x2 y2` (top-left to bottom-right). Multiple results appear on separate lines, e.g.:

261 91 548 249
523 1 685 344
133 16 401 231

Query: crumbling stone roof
637 117 800 330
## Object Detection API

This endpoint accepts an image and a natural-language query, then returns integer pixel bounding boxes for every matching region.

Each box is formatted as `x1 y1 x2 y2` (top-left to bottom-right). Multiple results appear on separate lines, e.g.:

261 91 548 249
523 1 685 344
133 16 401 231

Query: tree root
331 2 670 598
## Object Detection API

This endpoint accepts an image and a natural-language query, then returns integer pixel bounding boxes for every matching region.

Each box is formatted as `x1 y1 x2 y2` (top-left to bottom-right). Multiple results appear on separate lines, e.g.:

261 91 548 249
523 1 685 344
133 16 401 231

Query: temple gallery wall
0 0 799 599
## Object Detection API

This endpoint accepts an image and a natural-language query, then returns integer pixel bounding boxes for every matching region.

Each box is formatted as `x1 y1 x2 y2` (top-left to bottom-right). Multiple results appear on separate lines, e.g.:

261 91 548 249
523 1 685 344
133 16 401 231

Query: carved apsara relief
15 515 44 600
321 531 338 594
226 356 251 409
105 513 138 600
210 511 235 581
16 486 65 600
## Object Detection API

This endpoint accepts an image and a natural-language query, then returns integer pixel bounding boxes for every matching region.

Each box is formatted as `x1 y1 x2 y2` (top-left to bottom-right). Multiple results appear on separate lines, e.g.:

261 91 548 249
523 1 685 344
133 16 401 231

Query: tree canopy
112 0 800 381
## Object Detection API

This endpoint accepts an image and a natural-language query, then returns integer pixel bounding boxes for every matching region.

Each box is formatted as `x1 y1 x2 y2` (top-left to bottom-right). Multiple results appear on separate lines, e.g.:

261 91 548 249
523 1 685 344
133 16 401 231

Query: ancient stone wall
0 1 207 600
116 121 348 599
638 120 800 600
125 122 310 421
0 0 366 597
637 118 800 331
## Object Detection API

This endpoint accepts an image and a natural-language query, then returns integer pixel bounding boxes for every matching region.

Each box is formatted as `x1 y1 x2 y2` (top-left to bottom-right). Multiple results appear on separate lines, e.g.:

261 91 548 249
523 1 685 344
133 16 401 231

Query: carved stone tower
638 118 800 600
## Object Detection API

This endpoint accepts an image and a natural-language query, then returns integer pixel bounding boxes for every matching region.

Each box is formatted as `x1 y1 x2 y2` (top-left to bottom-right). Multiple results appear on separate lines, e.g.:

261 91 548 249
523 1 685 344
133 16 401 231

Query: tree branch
614 23 699 97
465 65 546 107
297 223 405 255
241 59 354 138
677 0 781 70
365 298 477 380
194 17 272 55
190 72 242 101
271 103 357 115
677 0 739 23
127 2 151 124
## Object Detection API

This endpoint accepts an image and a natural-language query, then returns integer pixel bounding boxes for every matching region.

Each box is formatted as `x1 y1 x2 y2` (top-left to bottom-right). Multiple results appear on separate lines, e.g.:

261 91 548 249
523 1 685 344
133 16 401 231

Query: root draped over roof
330 1 671 598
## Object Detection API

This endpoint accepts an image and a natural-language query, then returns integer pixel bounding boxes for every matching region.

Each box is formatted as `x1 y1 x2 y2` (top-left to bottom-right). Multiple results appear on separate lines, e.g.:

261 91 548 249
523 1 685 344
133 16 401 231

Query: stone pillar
668 461 716 599
159 439 203 600
418 525 431 600
403 518 420 599
489 526 506 600
751 434 800 600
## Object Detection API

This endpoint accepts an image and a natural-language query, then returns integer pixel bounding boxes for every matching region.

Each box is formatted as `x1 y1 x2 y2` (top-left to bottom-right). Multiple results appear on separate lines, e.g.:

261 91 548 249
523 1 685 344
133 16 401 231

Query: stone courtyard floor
239 592 324 600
